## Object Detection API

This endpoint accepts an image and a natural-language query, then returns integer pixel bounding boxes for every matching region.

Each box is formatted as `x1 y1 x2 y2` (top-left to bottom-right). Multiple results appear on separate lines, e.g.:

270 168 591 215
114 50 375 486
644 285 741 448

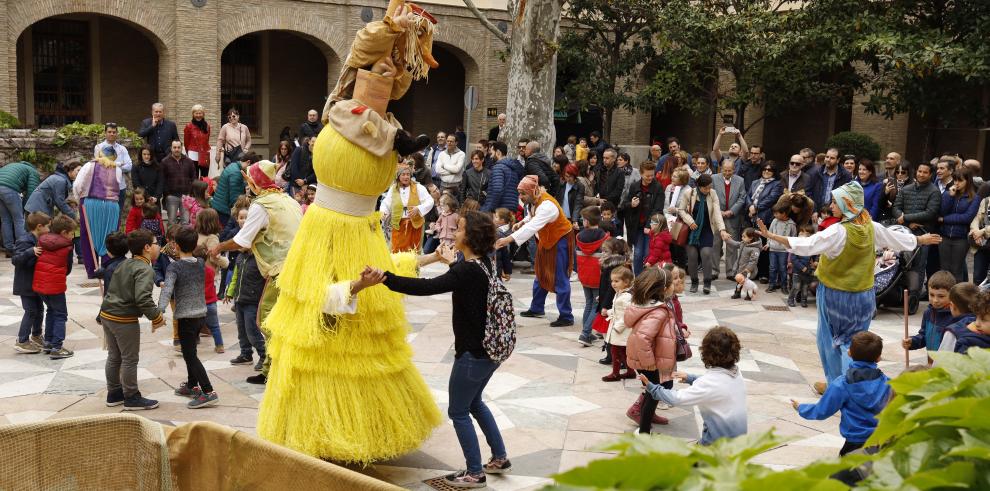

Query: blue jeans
529 238 573 321
39 294 68 349
235 303 266 358
17 295 44 343
632 232 649 275
448 352 507 473
908 244 929 297
769 251 788 287
423 235 439 254
581 287 599 337
0 185 26 250
205 303 224 347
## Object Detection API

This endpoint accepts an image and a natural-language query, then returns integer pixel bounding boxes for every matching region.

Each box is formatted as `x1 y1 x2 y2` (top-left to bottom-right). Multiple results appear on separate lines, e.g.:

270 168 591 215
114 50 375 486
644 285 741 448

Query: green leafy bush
14 150 58 174
53 122 141 148
543 349 990 490
826 132 882 162
0 110 21 129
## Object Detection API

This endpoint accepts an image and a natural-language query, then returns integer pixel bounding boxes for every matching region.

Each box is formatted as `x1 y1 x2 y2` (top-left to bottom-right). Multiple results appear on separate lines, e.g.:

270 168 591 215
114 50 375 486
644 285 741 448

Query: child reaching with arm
638 326 747 445
792 331 891 456
158 227 218 409
727 228 761 300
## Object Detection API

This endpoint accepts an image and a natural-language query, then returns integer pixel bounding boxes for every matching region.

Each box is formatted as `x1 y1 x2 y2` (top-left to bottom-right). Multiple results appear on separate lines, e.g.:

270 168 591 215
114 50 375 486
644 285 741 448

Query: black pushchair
874 224 923 315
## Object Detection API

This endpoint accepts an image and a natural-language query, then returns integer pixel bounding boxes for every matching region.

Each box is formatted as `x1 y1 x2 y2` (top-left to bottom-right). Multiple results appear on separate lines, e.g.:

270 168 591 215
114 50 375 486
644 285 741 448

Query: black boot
599 342 612 365
394 131 431 157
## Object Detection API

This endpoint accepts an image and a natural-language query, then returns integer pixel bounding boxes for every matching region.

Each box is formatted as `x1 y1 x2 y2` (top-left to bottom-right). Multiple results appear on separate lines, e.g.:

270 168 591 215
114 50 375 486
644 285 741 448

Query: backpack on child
473 258 516 363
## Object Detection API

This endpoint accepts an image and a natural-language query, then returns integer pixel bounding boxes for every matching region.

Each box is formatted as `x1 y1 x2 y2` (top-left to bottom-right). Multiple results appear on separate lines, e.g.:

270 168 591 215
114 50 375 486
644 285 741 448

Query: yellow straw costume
257 126 442 463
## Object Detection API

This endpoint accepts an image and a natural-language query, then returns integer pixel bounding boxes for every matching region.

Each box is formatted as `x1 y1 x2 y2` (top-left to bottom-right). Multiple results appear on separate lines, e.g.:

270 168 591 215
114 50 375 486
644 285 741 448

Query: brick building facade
1 0 986 163
1 0 510 157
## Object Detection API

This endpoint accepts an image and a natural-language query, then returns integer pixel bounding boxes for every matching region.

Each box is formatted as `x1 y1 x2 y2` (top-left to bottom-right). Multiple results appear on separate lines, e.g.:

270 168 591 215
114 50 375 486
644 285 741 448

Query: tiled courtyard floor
0 258 928 489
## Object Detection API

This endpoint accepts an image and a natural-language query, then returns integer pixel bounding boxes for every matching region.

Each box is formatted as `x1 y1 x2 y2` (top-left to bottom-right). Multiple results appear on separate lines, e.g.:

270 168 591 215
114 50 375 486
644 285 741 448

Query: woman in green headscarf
380 166 434 252
758 181 941 392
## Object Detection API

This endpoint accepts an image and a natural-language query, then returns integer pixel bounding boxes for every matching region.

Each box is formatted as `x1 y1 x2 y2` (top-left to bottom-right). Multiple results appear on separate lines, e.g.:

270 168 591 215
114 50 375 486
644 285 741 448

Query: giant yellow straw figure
257 0 443 463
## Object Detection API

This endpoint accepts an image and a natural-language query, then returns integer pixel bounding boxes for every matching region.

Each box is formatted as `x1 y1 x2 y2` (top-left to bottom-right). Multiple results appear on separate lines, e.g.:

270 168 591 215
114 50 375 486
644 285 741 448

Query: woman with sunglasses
882 163 912 219
938 166 981 281
216 108 252 170
746 162 783 281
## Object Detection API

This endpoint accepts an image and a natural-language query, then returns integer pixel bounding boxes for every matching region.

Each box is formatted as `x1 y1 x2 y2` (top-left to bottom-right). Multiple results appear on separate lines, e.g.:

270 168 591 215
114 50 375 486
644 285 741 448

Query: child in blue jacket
792 331 891 456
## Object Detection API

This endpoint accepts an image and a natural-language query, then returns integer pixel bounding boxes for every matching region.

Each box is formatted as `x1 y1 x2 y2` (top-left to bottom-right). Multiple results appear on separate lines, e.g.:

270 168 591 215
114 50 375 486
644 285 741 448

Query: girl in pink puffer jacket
624 267 677 434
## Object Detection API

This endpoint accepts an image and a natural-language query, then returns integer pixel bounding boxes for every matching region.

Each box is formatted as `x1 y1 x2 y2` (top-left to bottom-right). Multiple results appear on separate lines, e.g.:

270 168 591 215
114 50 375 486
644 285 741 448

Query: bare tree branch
462 0 511 45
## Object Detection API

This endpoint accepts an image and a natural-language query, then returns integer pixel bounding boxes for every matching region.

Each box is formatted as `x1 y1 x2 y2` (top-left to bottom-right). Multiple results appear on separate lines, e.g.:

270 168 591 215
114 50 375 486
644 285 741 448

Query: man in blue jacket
481 141 524 213
814 148 853 212
792 331 890 456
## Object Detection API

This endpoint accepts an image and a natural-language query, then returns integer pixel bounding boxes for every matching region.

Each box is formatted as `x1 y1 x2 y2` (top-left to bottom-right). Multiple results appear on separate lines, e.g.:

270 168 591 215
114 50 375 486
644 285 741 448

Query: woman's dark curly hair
700 326 741 369
461 210 496 257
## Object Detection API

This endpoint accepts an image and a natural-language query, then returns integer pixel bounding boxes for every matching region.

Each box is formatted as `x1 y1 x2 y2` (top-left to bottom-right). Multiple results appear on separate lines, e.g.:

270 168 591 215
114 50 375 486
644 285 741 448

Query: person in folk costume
209 160 303 378
496 175 577 327
74 146 127 278
381 166 434 252
253 0 443 464
758 181 941 394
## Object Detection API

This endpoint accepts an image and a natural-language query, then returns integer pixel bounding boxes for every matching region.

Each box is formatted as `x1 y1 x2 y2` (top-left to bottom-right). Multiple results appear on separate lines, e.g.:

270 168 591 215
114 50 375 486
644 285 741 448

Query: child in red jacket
33 215 78 359
195 246 226 353
124 188 148 233
644 213 672 268
576 206 610 346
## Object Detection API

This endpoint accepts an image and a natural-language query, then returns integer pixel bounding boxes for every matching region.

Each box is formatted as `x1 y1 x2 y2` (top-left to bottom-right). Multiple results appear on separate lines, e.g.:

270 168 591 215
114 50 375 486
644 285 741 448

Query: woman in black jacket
131 146 164 203
364 211 511 487
286 136 316 197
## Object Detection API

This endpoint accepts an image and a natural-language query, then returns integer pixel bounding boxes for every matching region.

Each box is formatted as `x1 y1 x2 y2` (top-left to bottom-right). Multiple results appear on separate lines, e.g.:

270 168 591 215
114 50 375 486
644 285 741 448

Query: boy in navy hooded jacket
792 331 891 456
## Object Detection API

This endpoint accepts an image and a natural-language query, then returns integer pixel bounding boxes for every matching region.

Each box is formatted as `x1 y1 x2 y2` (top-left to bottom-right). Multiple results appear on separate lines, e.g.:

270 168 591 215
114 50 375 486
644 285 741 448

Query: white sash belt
314 183 378 216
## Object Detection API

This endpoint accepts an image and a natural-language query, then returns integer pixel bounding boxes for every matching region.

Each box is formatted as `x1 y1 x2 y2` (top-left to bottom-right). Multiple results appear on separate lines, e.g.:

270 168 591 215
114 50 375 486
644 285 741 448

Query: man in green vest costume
758 181 940 393
210 160 302 384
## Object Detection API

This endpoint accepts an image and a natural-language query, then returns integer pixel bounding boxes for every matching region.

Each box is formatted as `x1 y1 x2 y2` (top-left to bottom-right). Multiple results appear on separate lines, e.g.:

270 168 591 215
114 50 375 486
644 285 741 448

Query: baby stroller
874 224 923 315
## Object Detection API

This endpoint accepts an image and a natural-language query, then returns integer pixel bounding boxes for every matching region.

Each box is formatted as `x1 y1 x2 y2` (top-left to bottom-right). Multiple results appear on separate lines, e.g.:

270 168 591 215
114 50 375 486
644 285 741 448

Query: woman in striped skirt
757 181 941 393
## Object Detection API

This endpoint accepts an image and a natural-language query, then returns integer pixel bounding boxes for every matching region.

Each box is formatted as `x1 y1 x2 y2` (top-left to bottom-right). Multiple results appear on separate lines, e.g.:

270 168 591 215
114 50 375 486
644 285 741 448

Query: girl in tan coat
624 267 677 433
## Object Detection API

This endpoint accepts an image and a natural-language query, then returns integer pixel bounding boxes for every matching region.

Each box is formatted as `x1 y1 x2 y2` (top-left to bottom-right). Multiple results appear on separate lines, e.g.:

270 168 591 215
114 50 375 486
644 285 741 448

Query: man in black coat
138 102 179 163
595 148 625 210
298 109 323 141
619 161 665 274
523 141 561 197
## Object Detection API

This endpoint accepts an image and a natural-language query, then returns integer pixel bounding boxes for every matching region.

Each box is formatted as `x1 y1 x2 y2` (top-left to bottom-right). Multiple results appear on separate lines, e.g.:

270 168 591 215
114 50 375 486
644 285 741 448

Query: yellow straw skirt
257 127 441 464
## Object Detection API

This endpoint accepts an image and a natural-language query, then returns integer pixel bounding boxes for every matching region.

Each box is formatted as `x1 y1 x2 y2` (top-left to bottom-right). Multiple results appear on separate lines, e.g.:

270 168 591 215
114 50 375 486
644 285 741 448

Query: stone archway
5 0 175 117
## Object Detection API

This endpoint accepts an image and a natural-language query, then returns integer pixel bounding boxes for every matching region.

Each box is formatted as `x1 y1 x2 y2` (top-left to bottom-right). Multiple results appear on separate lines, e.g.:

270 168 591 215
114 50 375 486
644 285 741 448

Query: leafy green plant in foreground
543 349 989 490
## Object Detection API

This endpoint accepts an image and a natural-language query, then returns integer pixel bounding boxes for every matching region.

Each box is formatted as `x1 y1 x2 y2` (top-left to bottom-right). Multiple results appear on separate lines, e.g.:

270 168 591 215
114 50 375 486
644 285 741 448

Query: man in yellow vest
496 175 576 326
210 160 303 384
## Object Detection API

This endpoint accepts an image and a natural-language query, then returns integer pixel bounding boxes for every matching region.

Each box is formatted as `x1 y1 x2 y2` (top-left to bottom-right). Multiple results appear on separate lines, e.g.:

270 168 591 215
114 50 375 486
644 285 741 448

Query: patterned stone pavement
0 258 929 489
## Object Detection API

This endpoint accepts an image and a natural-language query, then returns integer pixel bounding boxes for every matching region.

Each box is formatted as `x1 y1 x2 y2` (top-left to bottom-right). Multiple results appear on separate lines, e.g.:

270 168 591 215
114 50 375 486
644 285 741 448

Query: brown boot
620 371 637 379
625 394 644 423
627 394 670 425
602 373 622 382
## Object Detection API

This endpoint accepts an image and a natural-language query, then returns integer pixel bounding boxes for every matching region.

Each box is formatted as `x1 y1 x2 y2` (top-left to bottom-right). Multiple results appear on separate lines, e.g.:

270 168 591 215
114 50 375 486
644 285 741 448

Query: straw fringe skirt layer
257 203 441 464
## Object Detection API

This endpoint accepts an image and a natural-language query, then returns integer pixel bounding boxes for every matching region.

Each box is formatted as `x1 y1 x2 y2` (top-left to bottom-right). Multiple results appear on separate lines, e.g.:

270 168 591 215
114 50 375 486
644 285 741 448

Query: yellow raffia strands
257 126 441 464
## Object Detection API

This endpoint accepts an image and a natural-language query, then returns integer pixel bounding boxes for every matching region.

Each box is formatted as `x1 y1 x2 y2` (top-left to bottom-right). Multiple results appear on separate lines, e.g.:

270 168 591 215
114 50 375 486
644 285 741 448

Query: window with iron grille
32 19 90 127
221 35 260 132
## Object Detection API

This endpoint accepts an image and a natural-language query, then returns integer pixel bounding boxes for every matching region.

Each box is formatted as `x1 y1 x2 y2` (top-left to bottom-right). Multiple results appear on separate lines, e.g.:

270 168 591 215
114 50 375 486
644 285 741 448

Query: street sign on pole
464 86 478 111
464 86 478 145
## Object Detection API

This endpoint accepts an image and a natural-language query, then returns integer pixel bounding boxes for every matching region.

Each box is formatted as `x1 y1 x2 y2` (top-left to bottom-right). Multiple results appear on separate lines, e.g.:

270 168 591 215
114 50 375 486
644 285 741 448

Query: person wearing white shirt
94 122 133 208
380 167 435 252
758 181 940 394
437 134 466 197
495 175 575 327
